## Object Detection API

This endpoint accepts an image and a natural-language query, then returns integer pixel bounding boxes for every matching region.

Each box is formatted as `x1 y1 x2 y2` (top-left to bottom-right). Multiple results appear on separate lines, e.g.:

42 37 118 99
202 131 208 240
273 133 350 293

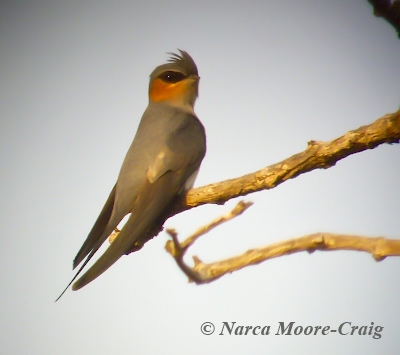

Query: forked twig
166 224 400 284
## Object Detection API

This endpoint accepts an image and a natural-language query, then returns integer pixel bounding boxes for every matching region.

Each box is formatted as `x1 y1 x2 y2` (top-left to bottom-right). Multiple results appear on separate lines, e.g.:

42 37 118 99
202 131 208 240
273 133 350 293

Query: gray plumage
56 50 205 300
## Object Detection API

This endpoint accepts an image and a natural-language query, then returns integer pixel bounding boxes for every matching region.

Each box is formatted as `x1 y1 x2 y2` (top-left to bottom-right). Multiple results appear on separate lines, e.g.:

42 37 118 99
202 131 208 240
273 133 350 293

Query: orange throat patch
149 78 189 103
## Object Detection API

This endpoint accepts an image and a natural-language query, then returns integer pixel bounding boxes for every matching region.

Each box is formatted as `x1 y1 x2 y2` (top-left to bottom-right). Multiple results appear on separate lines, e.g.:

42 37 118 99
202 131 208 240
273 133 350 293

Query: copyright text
200 321 383 339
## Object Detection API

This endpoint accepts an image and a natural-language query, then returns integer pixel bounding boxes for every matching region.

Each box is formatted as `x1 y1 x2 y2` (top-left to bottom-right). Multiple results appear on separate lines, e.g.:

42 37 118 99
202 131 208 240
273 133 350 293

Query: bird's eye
159 71 186 83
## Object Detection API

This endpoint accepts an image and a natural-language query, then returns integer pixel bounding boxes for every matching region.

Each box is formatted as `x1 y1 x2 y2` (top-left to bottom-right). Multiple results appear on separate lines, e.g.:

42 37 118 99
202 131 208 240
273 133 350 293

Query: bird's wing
55 184 121 301
72 171 184 291
72 183 116 269
56 173 141 301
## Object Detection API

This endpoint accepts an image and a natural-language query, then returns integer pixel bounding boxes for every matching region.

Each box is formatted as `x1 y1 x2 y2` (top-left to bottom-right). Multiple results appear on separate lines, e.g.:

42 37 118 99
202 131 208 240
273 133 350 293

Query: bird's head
149 50 199 109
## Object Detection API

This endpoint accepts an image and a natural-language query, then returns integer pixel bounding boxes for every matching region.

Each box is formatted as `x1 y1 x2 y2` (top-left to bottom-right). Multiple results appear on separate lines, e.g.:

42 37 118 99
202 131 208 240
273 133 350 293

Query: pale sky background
1 1 400 354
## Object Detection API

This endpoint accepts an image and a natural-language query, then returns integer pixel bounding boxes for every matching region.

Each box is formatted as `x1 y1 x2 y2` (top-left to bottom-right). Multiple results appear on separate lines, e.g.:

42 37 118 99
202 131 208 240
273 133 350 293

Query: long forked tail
55 249 98 302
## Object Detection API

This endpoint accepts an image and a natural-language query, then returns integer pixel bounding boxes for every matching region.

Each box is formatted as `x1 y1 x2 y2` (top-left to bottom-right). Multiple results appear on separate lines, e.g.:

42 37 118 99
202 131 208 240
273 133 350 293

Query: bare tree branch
177 109 400 211
175 201 254 250
165 226 400 284
165 201 253 281
368 0 400 37
109 109 400 281
161 109 400 283
162 6 400 282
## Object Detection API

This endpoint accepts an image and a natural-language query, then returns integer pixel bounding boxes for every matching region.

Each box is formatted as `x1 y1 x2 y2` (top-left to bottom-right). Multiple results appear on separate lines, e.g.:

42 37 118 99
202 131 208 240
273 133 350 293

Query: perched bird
56 50 206 301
